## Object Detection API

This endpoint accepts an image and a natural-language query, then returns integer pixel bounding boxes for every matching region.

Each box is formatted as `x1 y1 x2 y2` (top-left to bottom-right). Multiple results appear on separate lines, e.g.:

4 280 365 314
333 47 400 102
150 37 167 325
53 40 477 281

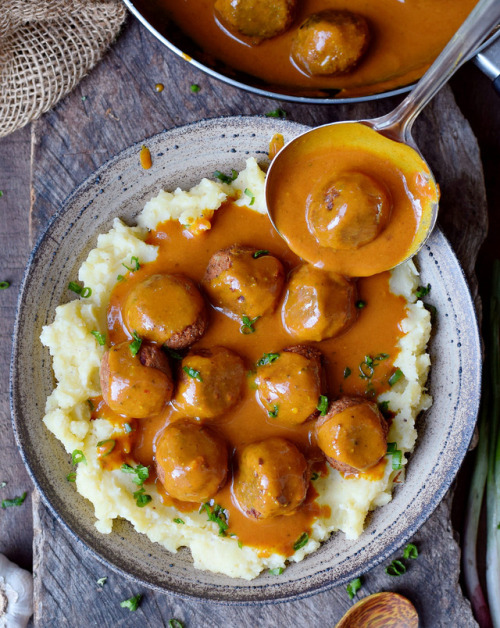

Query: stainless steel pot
123 0 500 104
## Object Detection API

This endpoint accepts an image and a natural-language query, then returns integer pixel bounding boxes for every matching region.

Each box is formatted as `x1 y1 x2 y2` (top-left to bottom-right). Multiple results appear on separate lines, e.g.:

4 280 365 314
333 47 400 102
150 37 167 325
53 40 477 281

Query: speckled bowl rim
10 116 481 604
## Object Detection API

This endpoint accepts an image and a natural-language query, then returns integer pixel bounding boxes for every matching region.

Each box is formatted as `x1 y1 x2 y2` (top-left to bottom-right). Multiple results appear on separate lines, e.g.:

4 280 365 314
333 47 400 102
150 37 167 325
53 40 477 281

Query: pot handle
474 32 500 95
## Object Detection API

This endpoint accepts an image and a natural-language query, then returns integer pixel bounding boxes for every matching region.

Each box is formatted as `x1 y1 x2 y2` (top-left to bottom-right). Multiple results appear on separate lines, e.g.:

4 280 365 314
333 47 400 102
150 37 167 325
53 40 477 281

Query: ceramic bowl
10 116 481 603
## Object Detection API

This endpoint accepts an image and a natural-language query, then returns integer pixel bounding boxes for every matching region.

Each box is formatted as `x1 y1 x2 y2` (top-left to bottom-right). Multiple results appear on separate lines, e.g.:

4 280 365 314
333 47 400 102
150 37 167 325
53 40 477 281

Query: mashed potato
40 158 432 579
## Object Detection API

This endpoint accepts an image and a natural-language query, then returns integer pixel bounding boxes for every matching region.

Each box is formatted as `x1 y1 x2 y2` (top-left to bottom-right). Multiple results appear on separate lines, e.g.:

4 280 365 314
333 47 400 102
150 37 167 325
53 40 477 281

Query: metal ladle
265 0 500 276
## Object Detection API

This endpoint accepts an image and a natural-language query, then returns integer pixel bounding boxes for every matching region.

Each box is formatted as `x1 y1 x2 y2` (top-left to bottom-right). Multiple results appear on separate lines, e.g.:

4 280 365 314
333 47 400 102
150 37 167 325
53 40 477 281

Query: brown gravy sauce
138 0 476 97
97 202 406 556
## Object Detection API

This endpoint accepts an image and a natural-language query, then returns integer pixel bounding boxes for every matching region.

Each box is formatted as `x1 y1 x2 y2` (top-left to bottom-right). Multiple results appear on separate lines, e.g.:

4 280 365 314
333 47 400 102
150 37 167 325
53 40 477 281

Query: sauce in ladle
266 122 439 277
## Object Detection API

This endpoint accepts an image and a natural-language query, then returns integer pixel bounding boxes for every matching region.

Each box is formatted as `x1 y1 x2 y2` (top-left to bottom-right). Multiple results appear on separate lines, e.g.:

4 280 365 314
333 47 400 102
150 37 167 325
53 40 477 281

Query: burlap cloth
0 0 126 138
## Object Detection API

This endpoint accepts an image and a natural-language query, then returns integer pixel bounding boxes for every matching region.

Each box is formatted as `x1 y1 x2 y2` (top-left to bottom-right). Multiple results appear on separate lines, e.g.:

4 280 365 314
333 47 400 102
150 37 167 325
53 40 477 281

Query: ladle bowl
265 0 500 276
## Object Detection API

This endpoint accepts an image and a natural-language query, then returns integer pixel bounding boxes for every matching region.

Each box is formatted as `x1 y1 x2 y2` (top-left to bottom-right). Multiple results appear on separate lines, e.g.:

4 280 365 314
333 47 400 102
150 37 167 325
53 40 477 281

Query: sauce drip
100 202 407 556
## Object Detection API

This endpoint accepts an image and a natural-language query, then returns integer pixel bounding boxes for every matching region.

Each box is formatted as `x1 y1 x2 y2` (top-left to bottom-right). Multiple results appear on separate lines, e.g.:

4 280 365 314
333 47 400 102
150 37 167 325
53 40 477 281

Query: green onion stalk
486 261 500 627
464 260 500 627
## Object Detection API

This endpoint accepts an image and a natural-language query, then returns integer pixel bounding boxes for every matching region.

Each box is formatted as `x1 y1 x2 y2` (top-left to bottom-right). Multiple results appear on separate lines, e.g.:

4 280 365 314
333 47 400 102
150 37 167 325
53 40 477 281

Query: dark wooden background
1 11 499 627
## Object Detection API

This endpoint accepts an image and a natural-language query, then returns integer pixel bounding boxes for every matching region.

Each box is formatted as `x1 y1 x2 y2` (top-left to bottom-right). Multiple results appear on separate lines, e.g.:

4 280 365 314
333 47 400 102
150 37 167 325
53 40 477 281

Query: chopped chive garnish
253 249 269 258
265 108 286 119
238 540 243 549
133 487 152 507
190 84 200 93
344 366 351 378
416 283 431 298
240 315 259 334
268 404 279 418
311 472 319 481
355 300 366 309
359 359 374 380
124 423 133 434
269 567 284 575
87 399 95 412
317 395 329 416
165 347 183 360
378 400 390 414
97 439 116 457
387 442 403 470
173 518 185 524
0 281 10 289
91 330 106 346
257 352 280 366
120 593 142 611
68 281 92 298
293 532 309 551
200 502 228 536
346 577 362 599
122 256 140 272
97 577 107 586
183 366 203 381
385 559 406 576
66 472 76 482
168 621 184 628
71 449 87 465
121 463 149 486
0 191 3 197
117 274 125 282
388 368 403 386
214 169 238 184
129 331 142 356
2 492 27 509
244 188 255 206
403 543 418 559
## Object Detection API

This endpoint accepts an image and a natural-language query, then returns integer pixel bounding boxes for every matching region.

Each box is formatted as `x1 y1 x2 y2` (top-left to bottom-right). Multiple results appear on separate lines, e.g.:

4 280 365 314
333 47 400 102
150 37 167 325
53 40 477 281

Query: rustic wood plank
28 15 487 628
0 124 34 573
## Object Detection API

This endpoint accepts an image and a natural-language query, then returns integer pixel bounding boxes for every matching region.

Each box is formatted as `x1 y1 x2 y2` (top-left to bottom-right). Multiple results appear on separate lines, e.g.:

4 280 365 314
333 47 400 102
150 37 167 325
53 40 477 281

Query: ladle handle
373 0 500 142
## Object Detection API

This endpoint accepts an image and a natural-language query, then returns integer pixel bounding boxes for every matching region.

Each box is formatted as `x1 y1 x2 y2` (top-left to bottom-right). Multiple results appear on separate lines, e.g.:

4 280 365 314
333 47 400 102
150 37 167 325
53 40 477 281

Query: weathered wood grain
0 124 34 573
25 13 487 628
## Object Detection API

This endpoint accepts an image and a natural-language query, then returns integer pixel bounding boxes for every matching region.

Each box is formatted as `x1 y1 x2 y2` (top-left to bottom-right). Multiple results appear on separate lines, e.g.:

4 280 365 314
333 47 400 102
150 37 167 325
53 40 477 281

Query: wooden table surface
1 12 499 628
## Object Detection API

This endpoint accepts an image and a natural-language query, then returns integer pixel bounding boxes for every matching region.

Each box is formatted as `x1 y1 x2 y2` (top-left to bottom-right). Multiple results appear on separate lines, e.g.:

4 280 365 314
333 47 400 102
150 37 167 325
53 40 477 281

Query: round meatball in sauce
291 10 370 76
175 346 246 419
282 264 357 342
203 245 285 321
316 397 388 474
256 345 323 426
306 172 392 250
215 0 296 42
233 437 309 519
155 420 228 502
100 341 173 418
124 273 207 349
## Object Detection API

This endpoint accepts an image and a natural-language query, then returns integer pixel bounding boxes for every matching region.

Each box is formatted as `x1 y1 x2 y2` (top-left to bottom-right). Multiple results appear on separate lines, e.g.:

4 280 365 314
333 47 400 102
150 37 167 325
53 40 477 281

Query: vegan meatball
316 397 388 473
100 341 173 418
233 437 309 519
155 419 229 502
124 273 207 349
203 245 285 321
256 345 323 426
291 10 370 76
215 0 296 42
282 264 357 341
175 346 246 419
306 172 392 250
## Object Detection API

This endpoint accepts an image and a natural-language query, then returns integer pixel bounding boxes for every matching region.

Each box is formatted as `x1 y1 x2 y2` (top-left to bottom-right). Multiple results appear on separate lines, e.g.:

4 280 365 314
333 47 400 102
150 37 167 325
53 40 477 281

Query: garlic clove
0 554 33 628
